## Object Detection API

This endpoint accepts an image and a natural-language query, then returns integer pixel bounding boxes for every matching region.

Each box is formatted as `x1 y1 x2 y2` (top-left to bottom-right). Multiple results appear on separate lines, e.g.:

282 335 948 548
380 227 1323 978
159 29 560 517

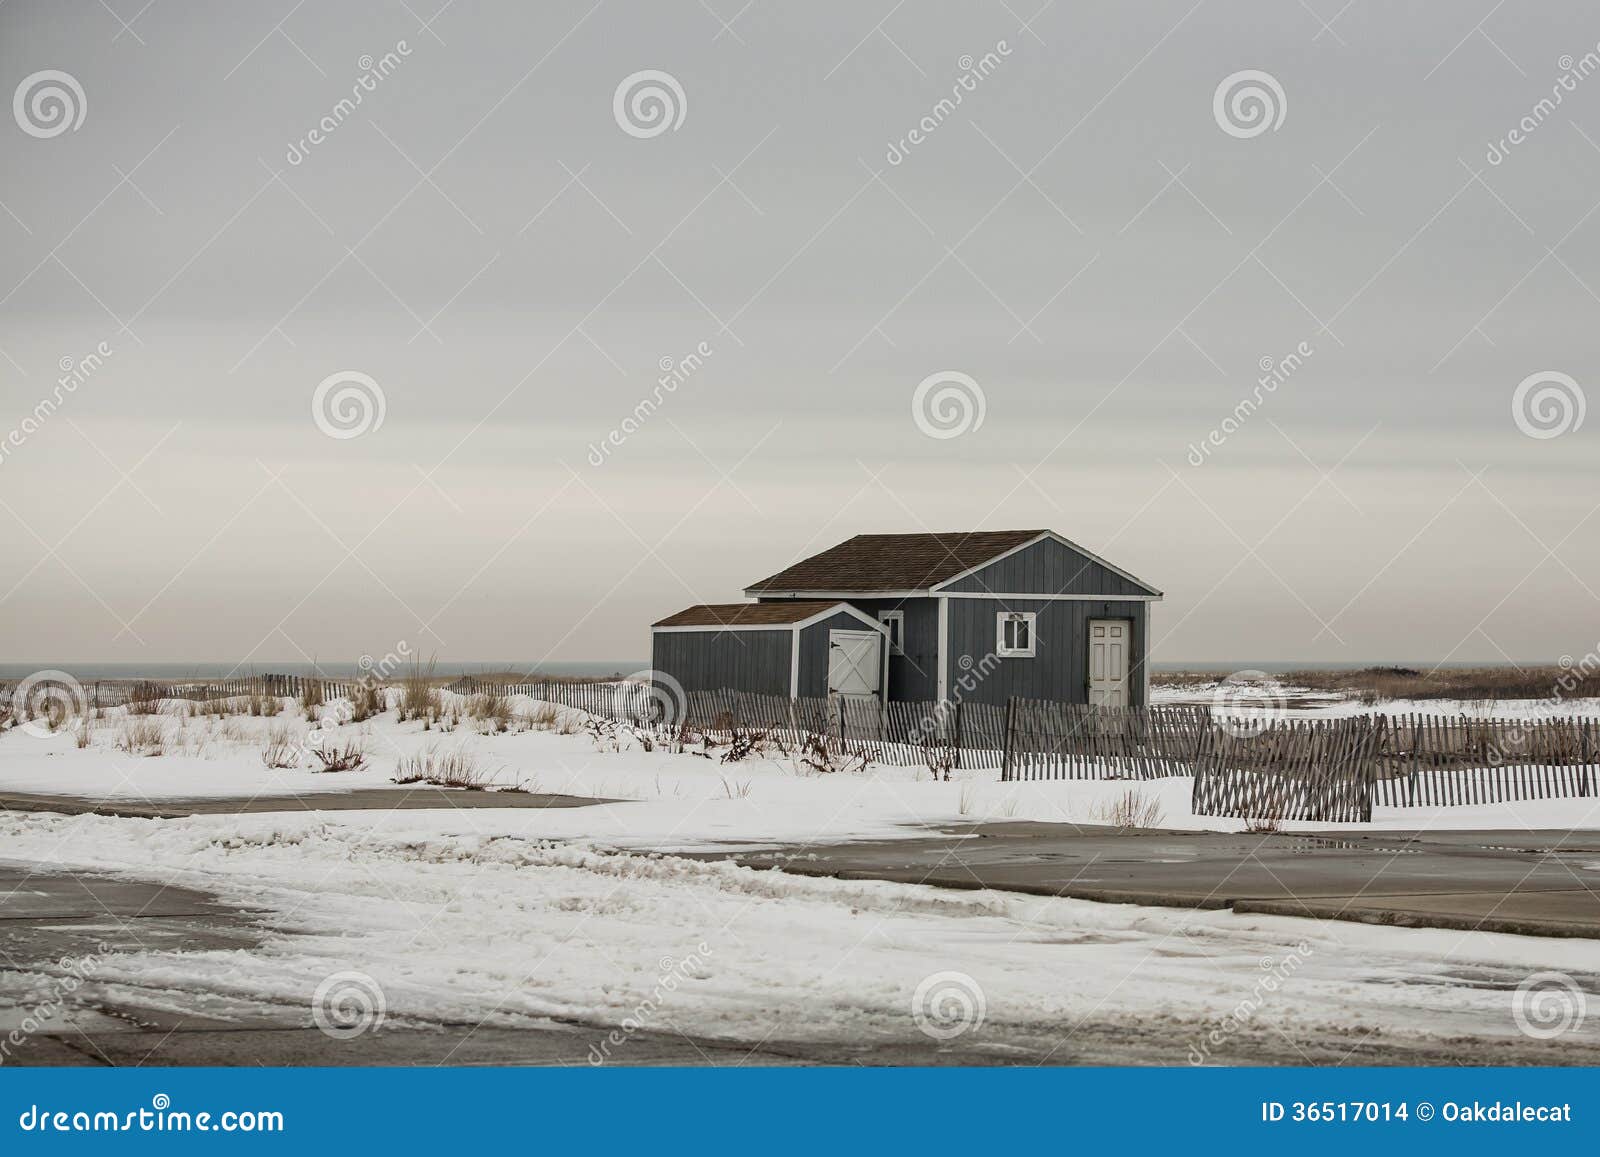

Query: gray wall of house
651 629 792 696
836 597 939 701
945 598 1149 707
795 610 888 698
939 537 1155 598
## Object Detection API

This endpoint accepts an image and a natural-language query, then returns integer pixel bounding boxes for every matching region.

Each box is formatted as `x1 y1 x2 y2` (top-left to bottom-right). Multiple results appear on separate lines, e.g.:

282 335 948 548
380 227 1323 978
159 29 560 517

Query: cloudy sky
2 0 1596 668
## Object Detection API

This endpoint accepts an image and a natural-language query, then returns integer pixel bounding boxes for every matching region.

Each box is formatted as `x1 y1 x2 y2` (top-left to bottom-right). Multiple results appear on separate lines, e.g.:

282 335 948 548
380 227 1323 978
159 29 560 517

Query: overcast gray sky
2 0 1597 667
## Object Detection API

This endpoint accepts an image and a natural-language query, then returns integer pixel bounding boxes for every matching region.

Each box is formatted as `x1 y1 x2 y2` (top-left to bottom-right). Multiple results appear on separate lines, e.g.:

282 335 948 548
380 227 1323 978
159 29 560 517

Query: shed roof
651 600 853 629
746 530 1047 593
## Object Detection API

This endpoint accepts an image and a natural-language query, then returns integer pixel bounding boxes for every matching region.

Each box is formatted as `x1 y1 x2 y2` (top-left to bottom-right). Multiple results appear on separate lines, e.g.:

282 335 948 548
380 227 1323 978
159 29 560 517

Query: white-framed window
878 610 905 655
996 611 1036 658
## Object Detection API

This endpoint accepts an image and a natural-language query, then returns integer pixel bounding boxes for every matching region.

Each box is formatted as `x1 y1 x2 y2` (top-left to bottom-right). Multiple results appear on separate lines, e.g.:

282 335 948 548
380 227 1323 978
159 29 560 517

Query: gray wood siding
939 537 1155 598
796 611 887 698
651 629 792 696
835 597 939 701
945 597 1147 707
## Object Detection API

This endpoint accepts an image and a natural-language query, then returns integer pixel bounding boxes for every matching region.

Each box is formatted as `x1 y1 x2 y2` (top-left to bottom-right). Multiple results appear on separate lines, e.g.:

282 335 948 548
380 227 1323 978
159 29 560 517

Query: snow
2 695 1597 847
3 808 1597 1059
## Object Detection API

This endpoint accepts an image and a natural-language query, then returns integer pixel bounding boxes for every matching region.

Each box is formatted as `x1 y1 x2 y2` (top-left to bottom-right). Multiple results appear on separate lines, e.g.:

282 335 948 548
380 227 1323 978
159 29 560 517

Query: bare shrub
719 728 770 764
312 740 367 773
469 689 511 734
391 747 490 789
126 681 163 716
348 683 384 723
1092 788 1165 831
259 724 302 769
116 718 165 757
400 656 441 722
585 716 621 752
795 732 870 776
522 700 560 731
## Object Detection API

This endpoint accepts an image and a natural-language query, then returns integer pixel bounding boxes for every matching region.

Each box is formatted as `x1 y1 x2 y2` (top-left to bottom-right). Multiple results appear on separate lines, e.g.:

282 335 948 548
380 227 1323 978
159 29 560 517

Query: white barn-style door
1087 619 1129 707
827 630 881 704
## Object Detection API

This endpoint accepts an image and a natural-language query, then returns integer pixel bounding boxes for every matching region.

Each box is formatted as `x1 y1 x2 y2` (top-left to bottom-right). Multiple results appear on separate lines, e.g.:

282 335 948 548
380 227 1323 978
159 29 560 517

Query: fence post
1583 718 1593 797
952 700 964 770
1000 697 1017 783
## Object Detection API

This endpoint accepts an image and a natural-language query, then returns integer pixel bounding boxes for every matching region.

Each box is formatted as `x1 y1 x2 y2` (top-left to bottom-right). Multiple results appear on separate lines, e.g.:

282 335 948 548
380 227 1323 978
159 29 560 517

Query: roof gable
745 530 1047 593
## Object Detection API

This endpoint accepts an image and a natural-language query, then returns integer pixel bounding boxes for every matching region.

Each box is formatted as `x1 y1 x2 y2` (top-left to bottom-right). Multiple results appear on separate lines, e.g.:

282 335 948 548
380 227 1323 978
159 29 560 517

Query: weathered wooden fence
1369 712 1597 807
999 703 1600 820
1001 702 1212 780
76 675 352 708
1191 716 1384 823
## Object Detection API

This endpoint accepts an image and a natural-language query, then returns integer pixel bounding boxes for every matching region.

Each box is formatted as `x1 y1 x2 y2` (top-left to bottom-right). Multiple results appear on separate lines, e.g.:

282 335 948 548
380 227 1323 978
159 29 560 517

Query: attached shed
651 601 889 702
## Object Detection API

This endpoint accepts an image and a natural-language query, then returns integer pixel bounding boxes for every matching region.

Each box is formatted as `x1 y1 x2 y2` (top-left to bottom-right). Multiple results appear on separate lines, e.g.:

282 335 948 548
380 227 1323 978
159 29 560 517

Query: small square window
878 610 905 655
997 611 1036 658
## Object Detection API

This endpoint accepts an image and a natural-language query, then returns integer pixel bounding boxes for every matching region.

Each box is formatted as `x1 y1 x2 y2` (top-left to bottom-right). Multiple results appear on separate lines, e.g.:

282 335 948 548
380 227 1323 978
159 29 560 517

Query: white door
1087 619 1129 707
827 630 881 703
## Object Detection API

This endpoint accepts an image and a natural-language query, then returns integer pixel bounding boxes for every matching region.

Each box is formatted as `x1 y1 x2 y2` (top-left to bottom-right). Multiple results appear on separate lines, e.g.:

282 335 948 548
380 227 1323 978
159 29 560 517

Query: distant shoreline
0 659 1563 681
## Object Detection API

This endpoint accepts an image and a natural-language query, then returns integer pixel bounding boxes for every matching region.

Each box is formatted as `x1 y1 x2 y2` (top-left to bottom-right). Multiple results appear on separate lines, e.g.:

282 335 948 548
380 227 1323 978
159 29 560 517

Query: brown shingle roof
745 530 1046 593
652 601 853 629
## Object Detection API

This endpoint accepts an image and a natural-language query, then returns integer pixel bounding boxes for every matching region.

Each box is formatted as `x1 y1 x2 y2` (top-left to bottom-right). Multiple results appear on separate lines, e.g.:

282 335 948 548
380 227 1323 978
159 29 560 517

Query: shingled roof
745 530 1047 593
652 600 857 629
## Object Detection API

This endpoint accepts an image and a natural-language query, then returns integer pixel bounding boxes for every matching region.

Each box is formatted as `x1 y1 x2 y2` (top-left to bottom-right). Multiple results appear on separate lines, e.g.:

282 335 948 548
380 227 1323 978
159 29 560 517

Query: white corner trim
935 594 949 703
789 626 801 697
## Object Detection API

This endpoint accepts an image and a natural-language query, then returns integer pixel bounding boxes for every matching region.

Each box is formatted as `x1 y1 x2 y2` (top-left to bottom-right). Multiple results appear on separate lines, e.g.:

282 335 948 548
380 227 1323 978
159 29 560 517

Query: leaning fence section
1190 716 1382 823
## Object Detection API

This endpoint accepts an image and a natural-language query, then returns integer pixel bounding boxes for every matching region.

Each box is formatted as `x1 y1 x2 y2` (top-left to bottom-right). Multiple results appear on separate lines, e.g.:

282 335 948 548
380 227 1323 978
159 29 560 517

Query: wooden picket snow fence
443 677 1008 770
1000 703 1600 821
81 674 354 708
1190 716 1384 823
1001 702 1212 781
1369 712 1597 807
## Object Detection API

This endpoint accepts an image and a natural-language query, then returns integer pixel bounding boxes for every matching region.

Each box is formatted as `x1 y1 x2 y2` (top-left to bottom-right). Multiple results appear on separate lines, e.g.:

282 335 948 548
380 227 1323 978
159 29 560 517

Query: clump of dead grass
1092 787 1165 831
